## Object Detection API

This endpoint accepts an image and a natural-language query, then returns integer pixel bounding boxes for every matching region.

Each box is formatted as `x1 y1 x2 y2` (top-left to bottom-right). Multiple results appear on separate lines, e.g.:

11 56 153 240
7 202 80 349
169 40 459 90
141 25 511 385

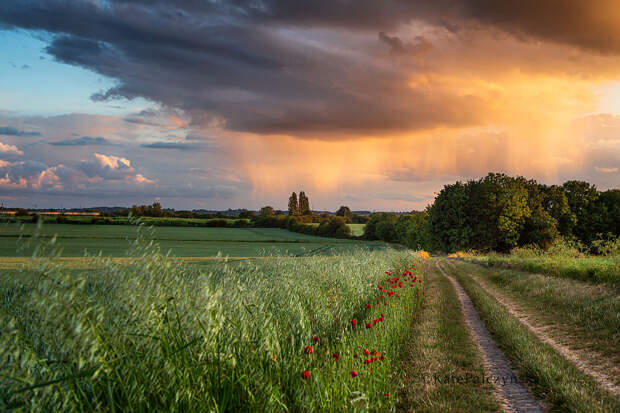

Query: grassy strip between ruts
447 260 620 369
397 262 500 412
0 234 423 411
445 260 619 413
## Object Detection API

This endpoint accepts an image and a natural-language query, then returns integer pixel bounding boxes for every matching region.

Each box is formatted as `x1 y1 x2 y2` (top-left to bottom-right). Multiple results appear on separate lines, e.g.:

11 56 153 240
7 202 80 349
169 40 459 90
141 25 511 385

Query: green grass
444 260 619 413
0 234 423 411
347 224 366 236
1 215 247 226
0 223 383 257
398 262 499 412
449 260 620 366
469 253 619 284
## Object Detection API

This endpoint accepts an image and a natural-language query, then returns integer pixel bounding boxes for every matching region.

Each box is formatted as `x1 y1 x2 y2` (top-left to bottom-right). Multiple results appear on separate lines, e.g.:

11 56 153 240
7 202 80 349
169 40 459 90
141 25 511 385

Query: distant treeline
364 173 619 253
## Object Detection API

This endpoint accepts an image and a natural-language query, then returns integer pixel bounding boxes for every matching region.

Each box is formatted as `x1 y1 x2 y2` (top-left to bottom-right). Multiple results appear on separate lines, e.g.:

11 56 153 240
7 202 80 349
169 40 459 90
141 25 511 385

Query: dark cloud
378 32 432 57
48 136 112 146
0 125 41 137
0 0 618 137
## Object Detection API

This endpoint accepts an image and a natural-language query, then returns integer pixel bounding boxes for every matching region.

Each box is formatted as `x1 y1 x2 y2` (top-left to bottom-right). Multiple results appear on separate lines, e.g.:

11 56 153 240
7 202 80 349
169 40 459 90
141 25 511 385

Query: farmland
0 223 379 259
1 222 618 412
0 234 423 411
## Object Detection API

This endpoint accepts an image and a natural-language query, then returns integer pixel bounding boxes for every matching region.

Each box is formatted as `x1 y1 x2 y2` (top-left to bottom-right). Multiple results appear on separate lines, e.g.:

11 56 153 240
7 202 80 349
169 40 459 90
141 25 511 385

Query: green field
0 223 381 257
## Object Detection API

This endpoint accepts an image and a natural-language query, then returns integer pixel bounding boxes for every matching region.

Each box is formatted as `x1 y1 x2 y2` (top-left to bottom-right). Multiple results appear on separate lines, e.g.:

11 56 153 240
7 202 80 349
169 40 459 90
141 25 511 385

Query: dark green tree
259 206 275 217
298 191 310 215
335 206 352 220
288 192 299 216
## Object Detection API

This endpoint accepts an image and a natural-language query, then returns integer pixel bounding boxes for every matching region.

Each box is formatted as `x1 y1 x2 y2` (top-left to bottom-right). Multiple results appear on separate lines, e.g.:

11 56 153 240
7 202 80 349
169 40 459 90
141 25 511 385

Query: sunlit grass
0 226 423 411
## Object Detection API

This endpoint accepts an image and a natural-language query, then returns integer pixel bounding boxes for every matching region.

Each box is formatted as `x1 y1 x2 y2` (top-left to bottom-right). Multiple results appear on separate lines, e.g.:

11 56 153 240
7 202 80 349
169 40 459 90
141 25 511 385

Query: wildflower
301 370 311 380
384 392 390 399
313 336 319 344
351 319 356 327
353 353 359 358
333 352 339 361
351 370 358 378
373 318 379 324
304 345 314 355
364 358 371 365
364 348 370 356
387 291 394 297
379 316 384 322
365 304 372 310
416 291 420 295
380 355 385 361
365 323 372 329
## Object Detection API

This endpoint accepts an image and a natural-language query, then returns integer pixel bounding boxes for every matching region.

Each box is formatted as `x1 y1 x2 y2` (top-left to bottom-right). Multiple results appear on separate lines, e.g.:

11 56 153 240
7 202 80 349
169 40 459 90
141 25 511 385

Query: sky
0 1 619 211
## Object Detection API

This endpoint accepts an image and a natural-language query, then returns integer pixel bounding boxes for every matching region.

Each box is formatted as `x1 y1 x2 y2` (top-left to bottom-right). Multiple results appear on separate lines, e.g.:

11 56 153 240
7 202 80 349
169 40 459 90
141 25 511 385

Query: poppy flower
364 348 370 356
380 355 385 361
301 370 311 380
333 352 339 361
364 358 371 365
416 291 420 295
351 319 356 327
365 304 372 310
387 291 394 297
351 370 358 378
384 392 390 399
312 336 319 344
379 316 384 322
353 353 359 358
373 318 379 324
304 345 314 355
365 323 372 329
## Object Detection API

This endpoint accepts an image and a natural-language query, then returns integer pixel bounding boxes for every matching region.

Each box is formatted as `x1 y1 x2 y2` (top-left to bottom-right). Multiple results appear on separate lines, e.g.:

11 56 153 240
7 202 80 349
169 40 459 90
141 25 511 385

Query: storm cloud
1 0 619 136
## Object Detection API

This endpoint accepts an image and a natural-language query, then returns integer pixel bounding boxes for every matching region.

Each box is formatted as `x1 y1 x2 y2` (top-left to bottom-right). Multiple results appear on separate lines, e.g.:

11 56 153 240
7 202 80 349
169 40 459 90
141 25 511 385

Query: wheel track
444 260 620 399
435 261 544 413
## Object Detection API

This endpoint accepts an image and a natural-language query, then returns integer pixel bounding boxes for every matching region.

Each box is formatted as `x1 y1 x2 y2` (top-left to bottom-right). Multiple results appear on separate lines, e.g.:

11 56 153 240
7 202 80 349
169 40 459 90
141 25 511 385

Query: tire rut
446 261 620 399
436 261 544 413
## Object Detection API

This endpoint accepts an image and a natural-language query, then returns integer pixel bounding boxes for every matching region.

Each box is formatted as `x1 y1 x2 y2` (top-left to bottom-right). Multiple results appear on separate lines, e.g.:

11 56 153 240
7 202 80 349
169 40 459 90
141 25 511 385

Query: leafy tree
288 192 299 216
259 206 275 217
335 206 352 221
561 180 599 243
298 191 310 215
428 181 471 252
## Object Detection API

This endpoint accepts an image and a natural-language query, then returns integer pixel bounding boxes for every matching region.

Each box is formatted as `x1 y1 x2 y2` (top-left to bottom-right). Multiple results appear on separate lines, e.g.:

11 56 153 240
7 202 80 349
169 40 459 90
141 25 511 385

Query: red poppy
373 318 379 324
351 319 356 327
364 358 371 365
364 348 370 356
365 323 371 329
353 353 359 358
351 370 358 378
379 316 384 322
312 336 319 344
384 392 390 398
416 291 420 295
304 345 314 354
387 291 394 297
365 304 372 310
301 370 311 380
380 355 385 361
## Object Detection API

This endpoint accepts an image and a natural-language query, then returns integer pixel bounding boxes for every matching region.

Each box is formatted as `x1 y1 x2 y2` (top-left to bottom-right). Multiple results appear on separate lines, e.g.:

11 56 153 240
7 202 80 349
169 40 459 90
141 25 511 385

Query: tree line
364 173 619 253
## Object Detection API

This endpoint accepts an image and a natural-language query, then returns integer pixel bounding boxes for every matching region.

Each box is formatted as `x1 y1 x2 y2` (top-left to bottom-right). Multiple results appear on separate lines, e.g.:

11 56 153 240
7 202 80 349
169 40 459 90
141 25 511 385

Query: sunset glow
0 1 618 210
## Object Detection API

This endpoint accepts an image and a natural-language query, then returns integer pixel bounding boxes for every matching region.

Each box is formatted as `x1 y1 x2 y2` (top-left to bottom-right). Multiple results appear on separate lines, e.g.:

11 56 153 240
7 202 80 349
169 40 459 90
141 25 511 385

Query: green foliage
336 206 352 220
288 192 299 216
259 206 275 217
298 191 310 215
0 230 423 411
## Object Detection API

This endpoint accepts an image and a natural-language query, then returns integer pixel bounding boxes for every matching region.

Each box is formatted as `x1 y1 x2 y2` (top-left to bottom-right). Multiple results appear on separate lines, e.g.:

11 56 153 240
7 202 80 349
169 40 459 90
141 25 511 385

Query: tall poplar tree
299 191 310 215
288 192 299 215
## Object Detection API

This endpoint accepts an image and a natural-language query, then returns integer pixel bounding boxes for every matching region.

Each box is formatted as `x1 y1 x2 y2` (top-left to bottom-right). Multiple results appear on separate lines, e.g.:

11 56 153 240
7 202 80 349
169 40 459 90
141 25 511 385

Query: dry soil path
445 260 620 399
435 261 544 413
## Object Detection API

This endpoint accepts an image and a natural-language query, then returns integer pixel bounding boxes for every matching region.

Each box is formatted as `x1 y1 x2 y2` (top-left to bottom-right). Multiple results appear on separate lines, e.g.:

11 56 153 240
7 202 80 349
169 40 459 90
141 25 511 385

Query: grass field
0 235 424 411
0 223 381 258
1 222 618 411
